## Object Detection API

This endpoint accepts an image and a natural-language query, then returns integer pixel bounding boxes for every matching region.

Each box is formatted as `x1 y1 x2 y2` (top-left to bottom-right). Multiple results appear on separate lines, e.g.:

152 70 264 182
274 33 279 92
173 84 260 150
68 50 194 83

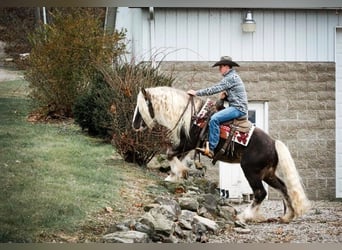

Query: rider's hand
219 91 227 100
187 90 197 96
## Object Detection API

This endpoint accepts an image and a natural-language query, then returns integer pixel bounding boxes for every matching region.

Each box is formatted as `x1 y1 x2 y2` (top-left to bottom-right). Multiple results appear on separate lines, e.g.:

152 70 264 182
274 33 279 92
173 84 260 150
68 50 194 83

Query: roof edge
1 0 342 9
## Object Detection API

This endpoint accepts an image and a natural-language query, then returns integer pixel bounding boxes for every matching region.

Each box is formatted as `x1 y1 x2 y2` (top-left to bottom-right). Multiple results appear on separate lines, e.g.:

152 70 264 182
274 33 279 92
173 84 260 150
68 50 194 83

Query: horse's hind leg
236 176 267 223
264 175 295 223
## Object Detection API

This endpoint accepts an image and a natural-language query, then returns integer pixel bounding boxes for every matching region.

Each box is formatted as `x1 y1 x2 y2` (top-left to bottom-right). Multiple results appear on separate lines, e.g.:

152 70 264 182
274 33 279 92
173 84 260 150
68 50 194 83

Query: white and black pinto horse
132 86 310 223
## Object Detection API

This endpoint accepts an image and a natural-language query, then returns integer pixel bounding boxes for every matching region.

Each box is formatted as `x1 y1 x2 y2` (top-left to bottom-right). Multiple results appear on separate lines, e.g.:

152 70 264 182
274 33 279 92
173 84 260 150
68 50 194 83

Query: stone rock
179 210 197 230
193 215 220 233
147 154 170 170
218 205 237 222
178 197 199 212
188 167 206 178
142 208 175 238
143 203 160 212
187 185 200 193
191 179 218 194
197 206 215 220
161 181 187 194
192 222 208 242
106 219 136 233
102 183 237 243
173 222 187 239
182 230 195 242
134 221 154 236
218 197 232 206
215 218 229 229
103 231 150 243
197 194 219 215
154 197 182 218
107 223 129 233
150 205 179 221
178 219 192 230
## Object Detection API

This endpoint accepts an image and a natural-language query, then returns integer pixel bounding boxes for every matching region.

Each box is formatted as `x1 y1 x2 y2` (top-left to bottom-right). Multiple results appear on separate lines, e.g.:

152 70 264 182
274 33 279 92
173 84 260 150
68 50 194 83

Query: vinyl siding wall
116 8 342 62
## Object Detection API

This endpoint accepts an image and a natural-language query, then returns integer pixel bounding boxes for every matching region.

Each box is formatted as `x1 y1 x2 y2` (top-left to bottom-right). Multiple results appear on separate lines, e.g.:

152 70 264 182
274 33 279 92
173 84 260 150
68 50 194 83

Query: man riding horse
187 56 248 159
132 57 310 223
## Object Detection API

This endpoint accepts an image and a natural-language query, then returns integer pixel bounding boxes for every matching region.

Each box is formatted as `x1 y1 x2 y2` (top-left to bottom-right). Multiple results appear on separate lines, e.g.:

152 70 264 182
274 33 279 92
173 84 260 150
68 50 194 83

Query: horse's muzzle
132 117 147 132
133 124 147 132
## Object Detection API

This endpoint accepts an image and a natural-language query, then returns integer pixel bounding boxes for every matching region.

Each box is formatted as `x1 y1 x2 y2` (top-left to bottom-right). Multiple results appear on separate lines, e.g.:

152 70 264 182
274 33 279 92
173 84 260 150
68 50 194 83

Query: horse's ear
141 87 147 98
141 87 151 101
140 87 155 118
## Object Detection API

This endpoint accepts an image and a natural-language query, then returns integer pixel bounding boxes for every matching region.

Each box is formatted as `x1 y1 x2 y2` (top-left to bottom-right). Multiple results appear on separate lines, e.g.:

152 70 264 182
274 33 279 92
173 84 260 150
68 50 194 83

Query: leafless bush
89 63 174 165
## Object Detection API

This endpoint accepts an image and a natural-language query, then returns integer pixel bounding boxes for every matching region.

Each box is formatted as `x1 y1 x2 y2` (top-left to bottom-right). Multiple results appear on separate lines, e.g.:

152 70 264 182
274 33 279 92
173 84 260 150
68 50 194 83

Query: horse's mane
136 86 204 146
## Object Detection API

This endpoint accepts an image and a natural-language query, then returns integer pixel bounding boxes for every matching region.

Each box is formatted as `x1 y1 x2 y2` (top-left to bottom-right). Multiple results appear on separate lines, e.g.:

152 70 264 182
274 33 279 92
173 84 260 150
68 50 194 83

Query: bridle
141 87 196 135
140 88 205 158
141 88 155 119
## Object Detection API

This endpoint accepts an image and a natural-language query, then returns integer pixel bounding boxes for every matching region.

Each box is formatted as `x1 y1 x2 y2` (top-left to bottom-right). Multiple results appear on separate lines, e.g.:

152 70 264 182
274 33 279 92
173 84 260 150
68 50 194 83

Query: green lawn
0 77 163 242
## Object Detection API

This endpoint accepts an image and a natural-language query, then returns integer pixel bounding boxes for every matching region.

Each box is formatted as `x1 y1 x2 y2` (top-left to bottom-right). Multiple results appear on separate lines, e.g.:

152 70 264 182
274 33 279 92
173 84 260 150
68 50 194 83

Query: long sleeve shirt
195 69 248 114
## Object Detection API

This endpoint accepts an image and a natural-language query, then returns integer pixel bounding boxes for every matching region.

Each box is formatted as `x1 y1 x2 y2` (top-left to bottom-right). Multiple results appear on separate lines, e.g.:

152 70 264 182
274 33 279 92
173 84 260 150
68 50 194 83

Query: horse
132 86 310 223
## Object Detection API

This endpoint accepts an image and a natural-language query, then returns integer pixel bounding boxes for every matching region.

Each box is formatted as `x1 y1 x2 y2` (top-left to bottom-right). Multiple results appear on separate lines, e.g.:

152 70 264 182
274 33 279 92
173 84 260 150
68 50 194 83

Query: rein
167 95 196 137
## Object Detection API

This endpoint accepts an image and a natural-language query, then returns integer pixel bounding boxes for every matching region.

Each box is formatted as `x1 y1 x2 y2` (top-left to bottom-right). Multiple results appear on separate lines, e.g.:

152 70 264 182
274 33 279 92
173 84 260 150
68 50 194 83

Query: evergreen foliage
25 9 126 117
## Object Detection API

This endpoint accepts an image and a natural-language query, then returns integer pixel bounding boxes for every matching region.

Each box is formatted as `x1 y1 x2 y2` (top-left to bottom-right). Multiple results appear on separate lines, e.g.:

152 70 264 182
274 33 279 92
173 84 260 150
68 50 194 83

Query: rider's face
219 65 230 75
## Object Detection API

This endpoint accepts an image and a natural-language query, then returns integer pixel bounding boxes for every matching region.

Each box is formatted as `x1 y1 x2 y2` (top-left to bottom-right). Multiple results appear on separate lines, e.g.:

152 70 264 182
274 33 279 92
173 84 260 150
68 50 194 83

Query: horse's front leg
164 148 189 182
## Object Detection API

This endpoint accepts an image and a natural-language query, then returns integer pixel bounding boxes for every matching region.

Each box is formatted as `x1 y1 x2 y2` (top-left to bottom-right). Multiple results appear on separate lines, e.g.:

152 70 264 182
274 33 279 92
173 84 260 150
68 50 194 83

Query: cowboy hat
212 56 240 67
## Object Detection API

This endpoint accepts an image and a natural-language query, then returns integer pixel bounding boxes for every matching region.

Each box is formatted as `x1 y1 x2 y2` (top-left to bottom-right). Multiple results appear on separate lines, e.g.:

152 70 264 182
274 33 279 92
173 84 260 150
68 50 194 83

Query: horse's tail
275 140 310 218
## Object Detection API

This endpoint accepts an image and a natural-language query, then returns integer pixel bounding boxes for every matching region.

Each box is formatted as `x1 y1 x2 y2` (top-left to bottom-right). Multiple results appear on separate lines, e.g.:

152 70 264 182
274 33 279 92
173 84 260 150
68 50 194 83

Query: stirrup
196 141 214 158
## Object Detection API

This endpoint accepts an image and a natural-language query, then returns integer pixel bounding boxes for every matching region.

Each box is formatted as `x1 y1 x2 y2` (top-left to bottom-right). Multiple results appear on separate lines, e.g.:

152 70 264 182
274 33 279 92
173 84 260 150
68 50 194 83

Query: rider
187 56 248 158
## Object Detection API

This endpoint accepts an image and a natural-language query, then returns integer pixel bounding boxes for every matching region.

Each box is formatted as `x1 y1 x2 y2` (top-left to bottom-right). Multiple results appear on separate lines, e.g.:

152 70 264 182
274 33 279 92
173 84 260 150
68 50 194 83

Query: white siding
120 8 342 62
274 11 285 59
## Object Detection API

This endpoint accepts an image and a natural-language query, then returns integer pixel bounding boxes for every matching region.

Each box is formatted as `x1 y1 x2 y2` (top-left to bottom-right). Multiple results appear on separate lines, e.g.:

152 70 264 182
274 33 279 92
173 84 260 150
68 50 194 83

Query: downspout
42 7 47 24
149 7 156 67
104 7 117 35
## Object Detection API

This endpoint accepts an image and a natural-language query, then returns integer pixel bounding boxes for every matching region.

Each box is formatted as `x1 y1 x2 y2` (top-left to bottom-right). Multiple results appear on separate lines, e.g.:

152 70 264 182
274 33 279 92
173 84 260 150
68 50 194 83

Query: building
115 1 342 200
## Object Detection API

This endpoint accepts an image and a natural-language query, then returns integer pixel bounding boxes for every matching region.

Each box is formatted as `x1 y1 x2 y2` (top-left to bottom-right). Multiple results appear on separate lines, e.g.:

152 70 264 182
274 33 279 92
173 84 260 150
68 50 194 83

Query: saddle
220 115 251 136
214 116 254 161
192 100 254 163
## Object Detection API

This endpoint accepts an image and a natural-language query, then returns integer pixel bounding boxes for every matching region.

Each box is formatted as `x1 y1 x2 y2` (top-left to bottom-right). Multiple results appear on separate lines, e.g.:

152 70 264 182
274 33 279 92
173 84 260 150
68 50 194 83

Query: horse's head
132 88 156 131
132 86 205 146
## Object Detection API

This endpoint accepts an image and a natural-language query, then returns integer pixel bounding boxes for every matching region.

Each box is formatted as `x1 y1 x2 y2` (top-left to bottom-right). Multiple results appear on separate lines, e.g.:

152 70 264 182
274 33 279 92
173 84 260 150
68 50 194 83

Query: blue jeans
208 107 246 151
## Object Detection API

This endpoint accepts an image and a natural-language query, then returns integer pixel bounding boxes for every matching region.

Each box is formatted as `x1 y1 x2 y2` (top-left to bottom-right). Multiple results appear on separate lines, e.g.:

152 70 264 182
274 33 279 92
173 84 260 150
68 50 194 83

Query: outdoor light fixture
242 10 256 33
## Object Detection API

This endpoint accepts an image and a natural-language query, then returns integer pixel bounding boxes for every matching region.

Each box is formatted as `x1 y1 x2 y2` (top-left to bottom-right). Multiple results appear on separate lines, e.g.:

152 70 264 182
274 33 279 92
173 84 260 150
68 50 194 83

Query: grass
0 77 167 242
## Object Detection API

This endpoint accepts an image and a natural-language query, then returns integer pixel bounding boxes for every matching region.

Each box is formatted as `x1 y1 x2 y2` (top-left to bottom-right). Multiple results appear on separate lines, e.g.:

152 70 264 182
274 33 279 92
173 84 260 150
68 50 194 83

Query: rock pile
102 180 237 243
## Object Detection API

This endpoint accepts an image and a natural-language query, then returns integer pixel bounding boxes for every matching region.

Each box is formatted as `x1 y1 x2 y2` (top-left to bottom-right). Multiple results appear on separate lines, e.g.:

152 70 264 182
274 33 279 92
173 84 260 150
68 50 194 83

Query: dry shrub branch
98 62 174 165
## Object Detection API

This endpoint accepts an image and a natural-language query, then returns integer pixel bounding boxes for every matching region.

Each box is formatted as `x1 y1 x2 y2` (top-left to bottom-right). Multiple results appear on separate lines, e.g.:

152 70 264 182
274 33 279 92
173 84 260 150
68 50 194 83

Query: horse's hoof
253 215 267 223
278 216 291 224
194 160 203 169
266 217 279 223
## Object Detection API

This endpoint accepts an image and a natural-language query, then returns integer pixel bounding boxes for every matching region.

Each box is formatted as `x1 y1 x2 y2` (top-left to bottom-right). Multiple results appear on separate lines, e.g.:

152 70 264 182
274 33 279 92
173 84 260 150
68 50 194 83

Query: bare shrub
74 62 174 165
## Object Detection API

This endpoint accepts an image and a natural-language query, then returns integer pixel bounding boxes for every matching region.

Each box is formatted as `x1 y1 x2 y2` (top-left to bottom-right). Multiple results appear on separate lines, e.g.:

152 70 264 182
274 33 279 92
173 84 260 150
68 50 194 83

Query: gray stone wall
159 61 336 200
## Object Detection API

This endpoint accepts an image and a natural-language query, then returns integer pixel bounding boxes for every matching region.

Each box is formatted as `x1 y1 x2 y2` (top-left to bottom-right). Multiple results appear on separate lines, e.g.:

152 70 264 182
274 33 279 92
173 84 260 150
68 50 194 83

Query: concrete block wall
159 61 336 200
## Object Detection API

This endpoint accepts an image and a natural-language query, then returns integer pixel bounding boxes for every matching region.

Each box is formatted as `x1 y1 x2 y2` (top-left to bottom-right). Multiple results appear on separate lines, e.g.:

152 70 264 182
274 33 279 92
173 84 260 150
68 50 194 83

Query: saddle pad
220 124 256 146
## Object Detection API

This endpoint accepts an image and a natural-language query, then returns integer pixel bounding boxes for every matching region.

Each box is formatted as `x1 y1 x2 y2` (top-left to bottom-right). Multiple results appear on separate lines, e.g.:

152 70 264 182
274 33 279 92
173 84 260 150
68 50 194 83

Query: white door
336 27 342 198
219 102 269 199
